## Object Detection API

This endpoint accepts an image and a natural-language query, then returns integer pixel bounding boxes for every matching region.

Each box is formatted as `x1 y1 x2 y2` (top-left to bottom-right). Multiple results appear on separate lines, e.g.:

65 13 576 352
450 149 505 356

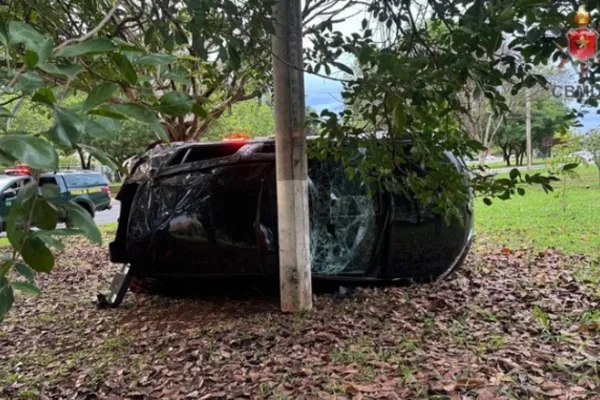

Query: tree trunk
478 149 487 166
501 144 511 166
77 148 87 170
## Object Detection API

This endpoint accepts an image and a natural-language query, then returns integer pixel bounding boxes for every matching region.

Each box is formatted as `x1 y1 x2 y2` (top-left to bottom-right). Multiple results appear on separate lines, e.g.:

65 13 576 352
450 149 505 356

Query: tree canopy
1 0 594 319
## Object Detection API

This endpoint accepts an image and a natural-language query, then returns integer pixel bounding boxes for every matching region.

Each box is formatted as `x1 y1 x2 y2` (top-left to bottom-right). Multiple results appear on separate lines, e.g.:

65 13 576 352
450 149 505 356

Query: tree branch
53 0 122 52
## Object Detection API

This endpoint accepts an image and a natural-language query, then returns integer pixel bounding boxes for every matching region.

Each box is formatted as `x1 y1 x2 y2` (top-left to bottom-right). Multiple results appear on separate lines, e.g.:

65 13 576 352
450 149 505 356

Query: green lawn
475 164 600 256
483 157 547 170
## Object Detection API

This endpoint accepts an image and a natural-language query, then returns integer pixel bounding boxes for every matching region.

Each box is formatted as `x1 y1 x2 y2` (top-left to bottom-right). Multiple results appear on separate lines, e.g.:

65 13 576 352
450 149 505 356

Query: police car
0 166 112 230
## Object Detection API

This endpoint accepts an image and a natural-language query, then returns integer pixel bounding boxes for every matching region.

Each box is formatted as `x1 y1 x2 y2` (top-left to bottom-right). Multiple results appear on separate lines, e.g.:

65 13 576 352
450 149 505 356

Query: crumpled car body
109 139 473 283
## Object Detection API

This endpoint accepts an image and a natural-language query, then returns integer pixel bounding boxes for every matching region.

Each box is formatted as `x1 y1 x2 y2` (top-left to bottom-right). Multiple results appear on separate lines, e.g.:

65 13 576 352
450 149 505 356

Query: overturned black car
108 138 473 298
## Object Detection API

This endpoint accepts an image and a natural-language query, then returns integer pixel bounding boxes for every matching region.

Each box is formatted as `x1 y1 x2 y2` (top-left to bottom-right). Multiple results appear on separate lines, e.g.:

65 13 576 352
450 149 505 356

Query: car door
144 162 272 277
0 177 32 217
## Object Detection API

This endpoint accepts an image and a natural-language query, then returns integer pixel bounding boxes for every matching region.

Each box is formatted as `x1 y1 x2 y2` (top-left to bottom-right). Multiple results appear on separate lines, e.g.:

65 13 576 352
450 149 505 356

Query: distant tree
495 98 571 166
0 98 52 134
583 129 600 186
203 99 275 141
79 119 157 169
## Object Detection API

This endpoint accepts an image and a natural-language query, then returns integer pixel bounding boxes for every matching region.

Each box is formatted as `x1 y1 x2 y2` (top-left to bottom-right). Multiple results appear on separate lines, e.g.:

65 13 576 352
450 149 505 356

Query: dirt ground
1 238 599 400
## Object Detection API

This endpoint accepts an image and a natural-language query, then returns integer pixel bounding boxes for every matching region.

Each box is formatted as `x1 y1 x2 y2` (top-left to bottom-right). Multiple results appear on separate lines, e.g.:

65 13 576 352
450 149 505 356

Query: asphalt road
96 200 120 225
0 200 121 238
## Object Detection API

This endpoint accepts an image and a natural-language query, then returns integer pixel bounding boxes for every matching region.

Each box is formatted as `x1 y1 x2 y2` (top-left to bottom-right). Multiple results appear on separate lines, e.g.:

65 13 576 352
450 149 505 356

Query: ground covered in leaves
1 238 599 400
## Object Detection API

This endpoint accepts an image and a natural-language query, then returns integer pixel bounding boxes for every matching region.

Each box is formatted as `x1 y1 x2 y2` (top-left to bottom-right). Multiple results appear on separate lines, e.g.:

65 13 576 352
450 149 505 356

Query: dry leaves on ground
1 240 599 399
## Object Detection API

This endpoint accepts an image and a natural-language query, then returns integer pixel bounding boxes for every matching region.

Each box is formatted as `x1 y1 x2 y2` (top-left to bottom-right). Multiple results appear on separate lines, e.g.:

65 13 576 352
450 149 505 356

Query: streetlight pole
271 0 313 312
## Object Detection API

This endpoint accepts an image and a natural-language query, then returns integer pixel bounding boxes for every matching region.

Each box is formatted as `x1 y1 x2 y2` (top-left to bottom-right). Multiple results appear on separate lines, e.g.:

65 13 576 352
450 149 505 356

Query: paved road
488 165 546 175
96 200 120 225
0 200 121 237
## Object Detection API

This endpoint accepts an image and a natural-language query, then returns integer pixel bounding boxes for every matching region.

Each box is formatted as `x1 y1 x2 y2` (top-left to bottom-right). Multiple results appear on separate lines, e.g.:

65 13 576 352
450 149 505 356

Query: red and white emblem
567 26 598 62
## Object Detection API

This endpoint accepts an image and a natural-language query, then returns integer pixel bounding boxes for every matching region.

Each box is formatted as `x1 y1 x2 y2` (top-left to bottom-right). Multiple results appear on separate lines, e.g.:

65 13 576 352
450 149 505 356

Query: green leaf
84 119 117 140
51 106 86 147
332 61 354 75
150 123 170 142
113 38 145 53
0 15 8 46
33 199 58 230
110 53 138 85
562 163 578 171
163 72 192 86
15 72 44 93
191 103 208 119
27 36 53 66
40 183 60 198
51 201 101 244
54 37 117 58
509 168 521 180
8 22 44 45
392 104 406 129
154 91 193 116
227 44 241 69
6 204 27 250
45 228 83 236
11 281 41 296
88 108 128 120
83 83 119 112
38 63 85 79
79 144 121 172
134 54 177 66
108 103 159 124
14 263 35 281
16 181 37 204
0 135 59 170
0 107 13 118
23 50 39 69
0 276 14 321
21 237 54 273
35 231 64 250
32 87 57 105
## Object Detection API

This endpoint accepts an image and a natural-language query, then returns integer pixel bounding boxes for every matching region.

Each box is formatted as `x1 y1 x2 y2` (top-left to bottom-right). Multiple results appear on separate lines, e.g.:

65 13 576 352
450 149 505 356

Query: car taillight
101 186 111 196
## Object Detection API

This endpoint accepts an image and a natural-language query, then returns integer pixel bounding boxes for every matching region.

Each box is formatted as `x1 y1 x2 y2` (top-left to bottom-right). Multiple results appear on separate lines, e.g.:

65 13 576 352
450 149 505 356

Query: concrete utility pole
272 0 313 312
526 88 532 170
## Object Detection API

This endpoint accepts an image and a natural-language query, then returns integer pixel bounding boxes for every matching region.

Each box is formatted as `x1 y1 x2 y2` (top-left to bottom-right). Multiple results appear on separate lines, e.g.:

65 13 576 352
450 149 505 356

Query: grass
475 163 600 256
483 157 547 170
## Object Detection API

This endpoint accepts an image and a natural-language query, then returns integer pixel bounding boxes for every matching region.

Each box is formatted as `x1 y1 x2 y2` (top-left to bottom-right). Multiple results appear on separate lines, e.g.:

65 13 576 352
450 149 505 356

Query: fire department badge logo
566 6 598 62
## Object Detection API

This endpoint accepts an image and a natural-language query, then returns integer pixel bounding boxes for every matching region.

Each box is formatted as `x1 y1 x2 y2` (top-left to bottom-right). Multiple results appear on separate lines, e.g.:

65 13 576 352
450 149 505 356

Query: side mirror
2 189 16 200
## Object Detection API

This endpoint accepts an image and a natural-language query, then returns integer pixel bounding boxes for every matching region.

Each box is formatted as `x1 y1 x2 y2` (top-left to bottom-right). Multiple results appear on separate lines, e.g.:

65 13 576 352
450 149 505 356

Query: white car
572 151 595 163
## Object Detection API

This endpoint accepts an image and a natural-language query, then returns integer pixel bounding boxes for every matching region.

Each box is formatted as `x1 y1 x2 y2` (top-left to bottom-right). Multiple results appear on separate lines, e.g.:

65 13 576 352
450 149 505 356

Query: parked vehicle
108 138 474 288
0 167 112 231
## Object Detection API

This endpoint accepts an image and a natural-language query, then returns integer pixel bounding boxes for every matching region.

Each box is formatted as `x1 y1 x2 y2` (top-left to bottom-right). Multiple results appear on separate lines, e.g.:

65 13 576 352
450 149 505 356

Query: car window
3 178 31 198
63 174 107 187
39 176 58 186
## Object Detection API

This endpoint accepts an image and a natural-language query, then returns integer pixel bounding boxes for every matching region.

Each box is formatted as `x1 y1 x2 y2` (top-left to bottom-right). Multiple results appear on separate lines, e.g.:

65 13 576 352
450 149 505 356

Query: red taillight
101 186 111 196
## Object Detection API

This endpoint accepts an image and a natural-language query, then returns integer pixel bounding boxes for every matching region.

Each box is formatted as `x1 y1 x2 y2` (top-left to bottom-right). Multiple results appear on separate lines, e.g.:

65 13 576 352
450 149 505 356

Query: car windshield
0 176 17 188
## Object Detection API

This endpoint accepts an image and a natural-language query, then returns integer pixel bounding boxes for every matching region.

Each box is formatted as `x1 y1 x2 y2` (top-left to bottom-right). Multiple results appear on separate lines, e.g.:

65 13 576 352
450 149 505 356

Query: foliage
548 134 585 212
583 129 600 186
80 119 157 165
203 99 275 141
495 97 571 166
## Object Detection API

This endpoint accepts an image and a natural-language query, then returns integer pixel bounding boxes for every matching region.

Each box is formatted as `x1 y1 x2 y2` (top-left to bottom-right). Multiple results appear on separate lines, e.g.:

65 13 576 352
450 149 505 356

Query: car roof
40 170 104 177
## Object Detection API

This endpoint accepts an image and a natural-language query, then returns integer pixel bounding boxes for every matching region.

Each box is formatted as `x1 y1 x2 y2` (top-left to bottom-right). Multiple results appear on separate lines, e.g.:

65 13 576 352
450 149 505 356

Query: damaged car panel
110 139 473 284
